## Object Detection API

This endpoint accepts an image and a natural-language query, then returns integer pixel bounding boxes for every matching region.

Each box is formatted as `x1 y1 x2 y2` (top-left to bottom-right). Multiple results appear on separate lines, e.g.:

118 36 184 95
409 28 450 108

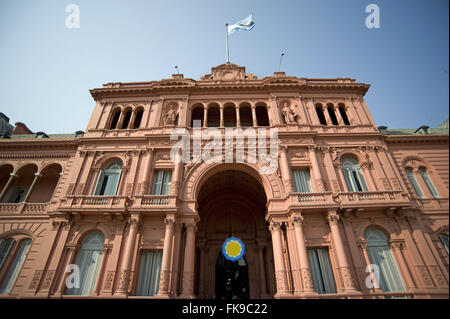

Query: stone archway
193 168 276 299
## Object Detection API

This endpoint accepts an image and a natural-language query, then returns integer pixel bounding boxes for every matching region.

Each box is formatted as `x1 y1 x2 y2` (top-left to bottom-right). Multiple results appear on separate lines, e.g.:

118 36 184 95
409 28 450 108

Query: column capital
164 218 176 229
185 222 197 233
291 215 304 227
327 213 340 225
269 221 282 232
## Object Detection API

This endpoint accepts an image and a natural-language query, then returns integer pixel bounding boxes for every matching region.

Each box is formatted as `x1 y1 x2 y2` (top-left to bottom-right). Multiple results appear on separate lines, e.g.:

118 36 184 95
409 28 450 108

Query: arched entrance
215 253 249 299
194 169 275 299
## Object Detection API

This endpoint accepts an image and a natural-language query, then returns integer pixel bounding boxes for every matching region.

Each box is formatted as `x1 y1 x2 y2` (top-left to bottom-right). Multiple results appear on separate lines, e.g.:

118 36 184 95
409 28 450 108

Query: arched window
207 105 220 127
440 234 449 254
94 161 122 196
191 106 204 128
121 110 132 129
0 238 15 272
67 231 105 296
255 105 270 126
239 105 253 127
0 238 32 294
224 105 236 127
405 168 425 199
133 109 144 129
110 110 121 129
364 227 405 292
136 250 163 296
315 105 327 125
418 167 440 198
341 156 368 192
338 105 350 125
327 105 339 125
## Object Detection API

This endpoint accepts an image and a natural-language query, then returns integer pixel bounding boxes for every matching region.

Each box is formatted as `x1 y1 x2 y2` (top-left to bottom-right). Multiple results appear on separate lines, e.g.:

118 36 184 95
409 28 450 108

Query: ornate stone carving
327 214 340 225
118 270 133 292
42 270 55 290
416 266 433 287
29 270 43 290
273 270 288 292
338 267 356 290
158 269 171 293
430 266 446 287
163 104 179 126
301 268 314 291
280 100 299 124
103 271 115 290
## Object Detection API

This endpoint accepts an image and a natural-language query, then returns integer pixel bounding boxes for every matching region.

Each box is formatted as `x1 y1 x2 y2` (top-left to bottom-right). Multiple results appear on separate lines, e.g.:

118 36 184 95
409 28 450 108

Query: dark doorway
215 252 249 300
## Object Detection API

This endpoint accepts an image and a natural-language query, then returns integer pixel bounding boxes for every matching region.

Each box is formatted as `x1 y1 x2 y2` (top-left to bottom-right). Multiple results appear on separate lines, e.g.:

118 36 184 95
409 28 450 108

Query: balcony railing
335 190 410 208
0 203 48 215
133 195 177 207
60 195 129 210
288 192 337 209
416 197 449 210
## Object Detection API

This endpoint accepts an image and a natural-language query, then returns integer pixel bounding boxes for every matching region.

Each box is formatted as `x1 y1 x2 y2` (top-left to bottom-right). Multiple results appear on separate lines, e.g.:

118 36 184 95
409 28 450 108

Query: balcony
335 190 410 209
129 195 178 212
59 195 129 212
287 192 338 210
0 203 48 215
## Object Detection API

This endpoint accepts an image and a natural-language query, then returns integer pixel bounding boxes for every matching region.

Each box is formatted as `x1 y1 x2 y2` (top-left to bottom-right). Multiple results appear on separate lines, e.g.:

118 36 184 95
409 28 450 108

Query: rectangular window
419 168 440 198
292 169 313 193
405 169 425 199
152 170 172 195
307 248 336 294
136 251 163 296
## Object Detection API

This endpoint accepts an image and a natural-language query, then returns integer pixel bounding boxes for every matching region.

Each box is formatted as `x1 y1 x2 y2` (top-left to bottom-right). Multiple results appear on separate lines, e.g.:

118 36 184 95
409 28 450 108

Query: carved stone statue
281 101 298 124
163 105 178 125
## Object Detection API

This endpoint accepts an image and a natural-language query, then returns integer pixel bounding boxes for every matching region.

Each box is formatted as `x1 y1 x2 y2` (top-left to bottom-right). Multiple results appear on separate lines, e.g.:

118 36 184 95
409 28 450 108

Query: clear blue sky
0 0 448 134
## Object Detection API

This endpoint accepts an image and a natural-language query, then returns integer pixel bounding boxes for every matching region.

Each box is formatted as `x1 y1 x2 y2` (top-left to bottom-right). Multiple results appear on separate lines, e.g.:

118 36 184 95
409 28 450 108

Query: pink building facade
0 63 448 299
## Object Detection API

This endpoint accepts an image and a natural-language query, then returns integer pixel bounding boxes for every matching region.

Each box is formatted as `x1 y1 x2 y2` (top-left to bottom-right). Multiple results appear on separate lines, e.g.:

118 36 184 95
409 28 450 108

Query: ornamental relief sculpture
162 104 179 126
279 100 300 124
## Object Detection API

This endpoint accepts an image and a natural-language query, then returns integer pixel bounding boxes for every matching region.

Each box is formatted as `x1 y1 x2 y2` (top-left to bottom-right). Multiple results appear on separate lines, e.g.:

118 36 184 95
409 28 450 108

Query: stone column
23 173 42 202
203 106 208 128
94 245 112 295
279 146 294 193
236 106 241 127
322 148 341 193
360 161 377 191
219 105 224 128
257 245 268 297
127 111 137 129
390 241 416 291
171 149 183 196
157 217 175 297
327 210 358 293
308 146 326 192
0 173 17 202
291 216 316 294
116 215 140 295
251 105 258 127
180 222 197 298
358 242 381 292
269 222 290 297
139 149 154 195
322 105 333 126
57 244 78 296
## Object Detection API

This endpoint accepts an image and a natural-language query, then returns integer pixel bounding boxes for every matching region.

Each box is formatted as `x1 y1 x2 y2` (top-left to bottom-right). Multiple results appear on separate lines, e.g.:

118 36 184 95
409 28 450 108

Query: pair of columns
278 146 327 193
269 210 358 297
317 105 348 126
201 105 259 128
0 172 42 203
115 214 197 298
157 217 197 298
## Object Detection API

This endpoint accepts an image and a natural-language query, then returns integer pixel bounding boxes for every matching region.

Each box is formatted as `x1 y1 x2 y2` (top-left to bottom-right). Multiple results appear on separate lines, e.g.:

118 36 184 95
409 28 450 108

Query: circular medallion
222 237 245 261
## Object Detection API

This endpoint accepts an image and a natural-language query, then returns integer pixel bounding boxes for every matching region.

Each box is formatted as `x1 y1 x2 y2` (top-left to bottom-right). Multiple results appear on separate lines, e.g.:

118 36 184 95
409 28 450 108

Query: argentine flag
227 14 255 35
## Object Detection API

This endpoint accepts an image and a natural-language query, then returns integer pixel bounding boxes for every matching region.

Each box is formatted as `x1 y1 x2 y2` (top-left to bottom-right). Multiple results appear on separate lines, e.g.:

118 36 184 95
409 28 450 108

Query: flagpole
226 23 230 63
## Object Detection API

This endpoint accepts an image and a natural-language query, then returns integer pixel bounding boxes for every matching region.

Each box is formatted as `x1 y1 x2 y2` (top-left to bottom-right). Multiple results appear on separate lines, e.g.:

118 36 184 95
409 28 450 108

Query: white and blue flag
227 14 255 35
